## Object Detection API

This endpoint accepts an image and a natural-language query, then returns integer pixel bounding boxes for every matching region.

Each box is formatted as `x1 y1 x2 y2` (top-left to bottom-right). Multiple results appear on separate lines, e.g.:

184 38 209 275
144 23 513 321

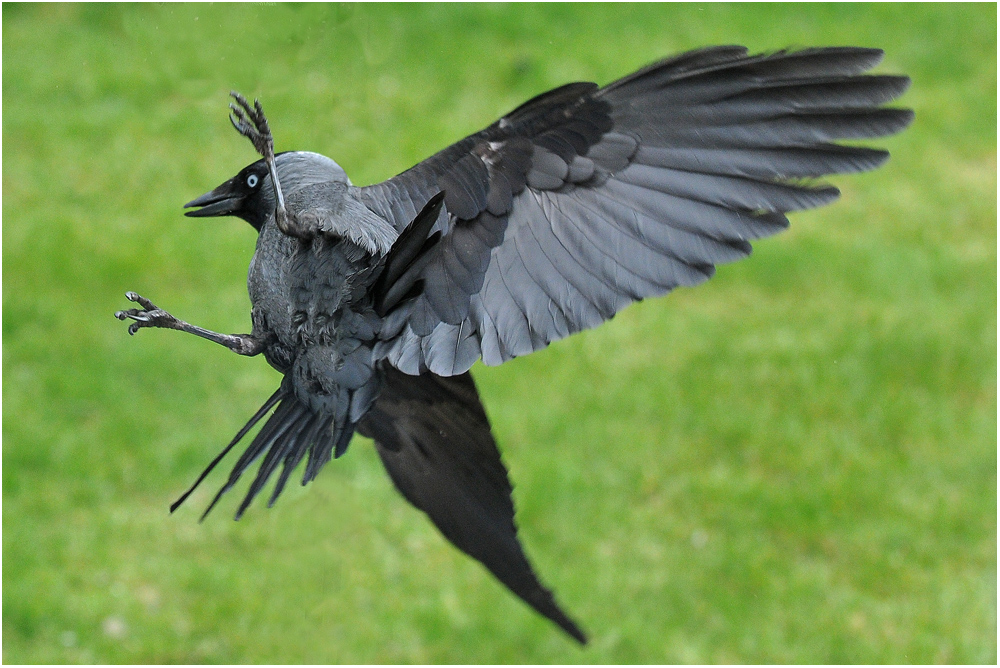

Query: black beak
183 178 242 217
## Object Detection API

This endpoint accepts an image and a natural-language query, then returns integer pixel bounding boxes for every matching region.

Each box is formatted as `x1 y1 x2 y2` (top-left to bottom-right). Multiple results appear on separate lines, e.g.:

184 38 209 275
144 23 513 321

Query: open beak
183 178 242 217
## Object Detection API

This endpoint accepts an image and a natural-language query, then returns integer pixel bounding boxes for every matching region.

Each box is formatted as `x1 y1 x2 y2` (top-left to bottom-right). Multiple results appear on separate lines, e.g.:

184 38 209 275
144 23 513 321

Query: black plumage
116 46 912 643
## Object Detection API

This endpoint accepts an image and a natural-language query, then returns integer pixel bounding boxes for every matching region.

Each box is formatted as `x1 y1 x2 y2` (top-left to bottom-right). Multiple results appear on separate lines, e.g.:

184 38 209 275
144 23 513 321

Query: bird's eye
247 174 259 188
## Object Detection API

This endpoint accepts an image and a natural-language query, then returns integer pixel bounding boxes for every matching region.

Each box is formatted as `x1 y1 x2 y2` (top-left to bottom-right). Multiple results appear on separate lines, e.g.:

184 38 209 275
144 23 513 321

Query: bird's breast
249 222 381 355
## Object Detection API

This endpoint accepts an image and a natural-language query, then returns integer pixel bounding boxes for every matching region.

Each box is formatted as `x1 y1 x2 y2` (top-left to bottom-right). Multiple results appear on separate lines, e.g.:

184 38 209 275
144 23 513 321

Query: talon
229 91 274 159
229 90 252 113
124 292 158 311
230 114 255 139
116 293 177 336
229 106 253 129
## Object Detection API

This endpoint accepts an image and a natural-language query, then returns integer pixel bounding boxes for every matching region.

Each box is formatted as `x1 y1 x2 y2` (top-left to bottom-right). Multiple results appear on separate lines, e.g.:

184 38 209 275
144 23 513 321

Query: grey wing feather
357 46 913 376
287 181 399 255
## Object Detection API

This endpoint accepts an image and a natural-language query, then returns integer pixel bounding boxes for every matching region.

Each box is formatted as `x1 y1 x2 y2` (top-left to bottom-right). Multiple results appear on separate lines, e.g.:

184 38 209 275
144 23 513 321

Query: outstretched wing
356 366 588 643
356 46 913 376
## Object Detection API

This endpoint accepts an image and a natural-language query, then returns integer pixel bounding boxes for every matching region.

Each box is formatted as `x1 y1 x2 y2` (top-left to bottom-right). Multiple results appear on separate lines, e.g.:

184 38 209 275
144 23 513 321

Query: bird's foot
115 291 181 335
229 91 274 160
227 91 294 237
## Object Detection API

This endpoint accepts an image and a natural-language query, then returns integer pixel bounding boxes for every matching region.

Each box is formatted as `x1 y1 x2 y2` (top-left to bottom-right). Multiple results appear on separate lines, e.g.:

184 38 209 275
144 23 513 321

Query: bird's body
116 46 912 643
248 181 385 410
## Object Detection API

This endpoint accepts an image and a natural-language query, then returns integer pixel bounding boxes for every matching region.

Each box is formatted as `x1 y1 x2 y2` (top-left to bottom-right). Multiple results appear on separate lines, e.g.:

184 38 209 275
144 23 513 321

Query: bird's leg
228 91 305 238
115 292 266 356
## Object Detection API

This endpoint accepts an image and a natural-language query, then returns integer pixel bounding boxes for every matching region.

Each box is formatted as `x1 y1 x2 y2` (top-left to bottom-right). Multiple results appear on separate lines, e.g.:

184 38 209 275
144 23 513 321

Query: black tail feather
274 414 332 504
237 412 319 519
231 402 310 520
227 398 298 476
169 386 285 514
302 424 335 484
334 422 356 459
171 384 347 521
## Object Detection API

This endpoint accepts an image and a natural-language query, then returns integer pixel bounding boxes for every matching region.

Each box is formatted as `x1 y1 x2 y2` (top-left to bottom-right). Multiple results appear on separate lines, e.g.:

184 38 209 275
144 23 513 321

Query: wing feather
356 46 912 376
357 367 588 643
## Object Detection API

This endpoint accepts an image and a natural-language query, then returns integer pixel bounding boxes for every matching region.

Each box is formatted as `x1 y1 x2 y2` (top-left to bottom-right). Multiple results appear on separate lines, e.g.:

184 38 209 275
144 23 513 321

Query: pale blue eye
247 174 259 188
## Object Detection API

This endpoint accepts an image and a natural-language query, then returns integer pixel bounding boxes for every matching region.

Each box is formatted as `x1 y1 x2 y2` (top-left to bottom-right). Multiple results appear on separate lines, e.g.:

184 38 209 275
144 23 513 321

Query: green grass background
3 3 995 663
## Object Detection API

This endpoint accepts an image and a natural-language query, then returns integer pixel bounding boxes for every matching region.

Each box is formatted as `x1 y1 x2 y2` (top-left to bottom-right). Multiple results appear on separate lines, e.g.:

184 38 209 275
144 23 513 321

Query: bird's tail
170 378 353 520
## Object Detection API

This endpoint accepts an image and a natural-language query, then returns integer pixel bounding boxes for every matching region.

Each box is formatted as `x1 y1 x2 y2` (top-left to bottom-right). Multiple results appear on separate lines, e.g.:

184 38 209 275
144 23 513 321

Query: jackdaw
116 46 912 643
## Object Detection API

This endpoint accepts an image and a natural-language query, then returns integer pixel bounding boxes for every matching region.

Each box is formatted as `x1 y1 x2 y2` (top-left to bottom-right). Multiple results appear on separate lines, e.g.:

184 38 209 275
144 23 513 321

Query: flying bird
116 46 912 643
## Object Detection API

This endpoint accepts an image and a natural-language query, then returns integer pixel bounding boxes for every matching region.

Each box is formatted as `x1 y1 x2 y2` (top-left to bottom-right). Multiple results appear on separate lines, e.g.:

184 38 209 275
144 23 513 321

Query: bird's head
184 151 350 231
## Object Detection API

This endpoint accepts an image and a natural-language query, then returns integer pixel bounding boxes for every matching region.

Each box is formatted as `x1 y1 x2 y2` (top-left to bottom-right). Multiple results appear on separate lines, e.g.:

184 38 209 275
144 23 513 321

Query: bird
115 45 912 644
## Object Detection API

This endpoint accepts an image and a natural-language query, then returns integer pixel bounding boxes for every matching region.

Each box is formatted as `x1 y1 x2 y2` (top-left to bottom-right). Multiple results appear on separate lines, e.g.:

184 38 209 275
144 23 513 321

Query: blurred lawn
3 3 995 663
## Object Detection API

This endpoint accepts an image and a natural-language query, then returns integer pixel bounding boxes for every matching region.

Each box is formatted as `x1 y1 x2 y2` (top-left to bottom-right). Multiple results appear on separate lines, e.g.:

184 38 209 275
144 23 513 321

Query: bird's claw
115 292 179 335
228 91 292 233
229 91 273 159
